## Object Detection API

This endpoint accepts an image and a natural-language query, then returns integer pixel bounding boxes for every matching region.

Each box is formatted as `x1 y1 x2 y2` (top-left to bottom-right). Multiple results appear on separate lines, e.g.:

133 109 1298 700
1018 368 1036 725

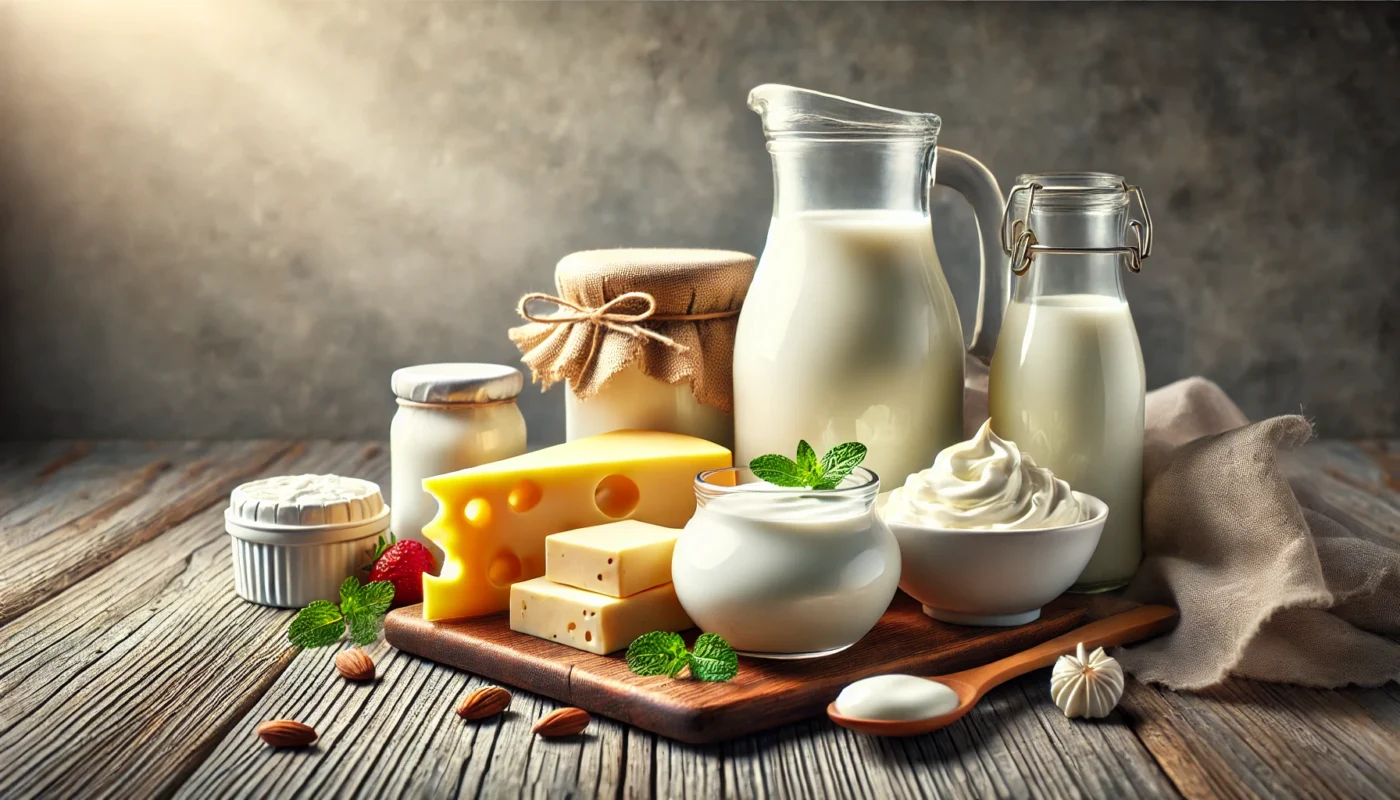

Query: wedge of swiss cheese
422 430 732 621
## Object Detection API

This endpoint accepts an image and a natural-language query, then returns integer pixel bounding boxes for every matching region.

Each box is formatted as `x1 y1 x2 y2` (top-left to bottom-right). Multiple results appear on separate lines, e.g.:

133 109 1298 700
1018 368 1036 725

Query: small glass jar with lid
390 363 527 561
670 466 900 659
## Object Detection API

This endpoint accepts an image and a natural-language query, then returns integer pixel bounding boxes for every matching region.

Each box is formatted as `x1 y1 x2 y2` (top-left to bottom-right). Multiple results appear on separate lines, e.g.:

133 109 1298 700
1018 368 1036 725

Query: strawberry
363 533 438 607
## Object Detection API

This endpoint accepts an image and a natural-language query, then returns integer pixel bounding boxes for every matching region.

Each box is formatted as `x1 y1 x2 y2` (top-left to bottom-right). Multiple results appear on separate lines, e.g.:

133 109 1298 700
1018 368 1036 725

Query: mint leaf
626 631 690 678
288 576 395 649
818 442 868 488
340 578 394 645
288 601 345 648
749 454 806 487
795 440 821 483
358 580 396 618
752 441 868 490
347 612 382 646
339 575 363 608
688 633 739 682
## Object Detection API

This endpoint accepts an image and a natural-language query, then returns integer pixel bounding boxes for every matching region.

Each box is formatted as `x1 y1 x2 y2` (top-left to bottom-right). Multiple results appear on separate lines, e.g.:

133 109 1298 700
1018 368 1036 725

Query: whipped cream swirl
882 420 1088 530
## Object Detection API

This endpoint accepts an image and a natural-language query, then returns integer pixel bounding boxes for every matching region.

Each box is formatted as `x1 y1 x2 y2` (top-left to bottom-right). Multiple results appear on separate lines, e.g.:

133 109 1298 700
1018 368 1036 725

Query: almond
255 719 317 748
456 686 511 720
533 707 590 738
335 648 375 681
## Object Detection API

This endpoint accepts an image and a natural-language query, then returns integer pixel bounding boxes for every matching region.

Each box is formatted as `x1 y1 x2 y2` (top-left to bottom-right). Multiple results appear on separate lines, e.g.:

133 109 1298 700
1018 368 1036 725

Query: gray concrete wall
1 1 1396 443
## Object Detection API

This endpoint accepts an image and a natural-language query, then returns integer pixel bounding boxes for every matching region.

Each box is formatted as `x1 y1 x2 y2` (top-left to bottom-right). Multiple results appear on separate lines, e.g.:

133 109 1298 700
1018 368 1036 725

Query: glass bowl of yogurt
882 421 1109 627
671 466 901 659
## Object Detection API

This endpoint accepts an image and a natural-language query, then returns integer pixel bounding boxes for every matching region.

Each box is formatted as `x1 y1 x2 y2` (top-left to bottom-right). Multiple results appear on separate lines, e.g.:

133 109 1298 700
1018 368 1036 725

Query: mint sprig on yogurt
750 440 868 490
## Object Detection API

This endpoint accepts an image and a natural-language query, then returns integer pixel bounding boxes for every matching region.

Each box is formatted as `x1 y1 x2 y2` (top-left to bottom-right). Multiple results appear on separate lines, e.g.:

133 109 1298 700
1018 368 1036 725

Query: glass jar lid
999 172 1154 275
391 363 523 405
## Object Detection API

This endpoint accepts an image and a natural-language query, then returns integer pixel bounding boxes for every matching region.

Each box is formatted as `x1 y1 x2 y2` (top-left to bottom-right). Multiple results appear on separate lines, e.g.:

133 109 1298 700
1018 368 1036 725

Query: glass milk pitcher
989 173 1154 592
733 85 1007 486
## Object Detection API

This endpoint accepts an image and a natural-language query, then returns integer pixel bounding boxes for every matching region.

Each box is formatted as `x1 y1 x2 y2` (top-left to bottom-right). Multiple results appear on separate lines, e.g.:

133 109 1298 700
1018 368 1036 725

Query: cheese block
546 521 679 598
421 430 732 621
509 577 693 655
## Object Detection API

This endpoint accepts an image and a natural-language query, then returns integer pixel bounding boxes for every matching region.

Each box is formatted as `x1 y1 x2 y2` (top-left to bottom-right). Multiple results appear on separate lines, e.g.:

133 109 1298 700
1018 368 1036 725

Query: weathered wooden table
1 440 1396 799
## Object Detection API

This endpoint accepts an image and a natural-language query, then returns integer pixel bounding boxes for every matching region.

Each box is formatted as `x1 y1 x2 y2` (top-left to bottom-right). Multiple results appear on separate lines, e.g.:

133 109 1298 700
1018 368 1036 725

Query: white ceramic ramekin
225 475 391 608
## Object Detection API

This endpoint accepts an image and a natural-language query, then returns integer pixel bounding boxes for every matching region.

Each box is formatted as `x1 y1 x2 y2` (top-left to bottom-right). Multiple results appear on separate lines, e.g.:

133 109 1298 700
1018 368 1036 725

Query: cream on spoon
834 674 960 721
827 605 1178 736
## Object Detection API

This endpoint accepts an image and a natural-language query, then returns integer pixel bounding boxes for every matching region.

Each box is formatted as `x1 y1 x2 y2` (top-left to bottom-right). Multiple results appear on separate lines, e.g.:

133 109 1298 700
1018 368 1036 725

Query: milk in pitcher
735 85 1008 486
734 210 964 485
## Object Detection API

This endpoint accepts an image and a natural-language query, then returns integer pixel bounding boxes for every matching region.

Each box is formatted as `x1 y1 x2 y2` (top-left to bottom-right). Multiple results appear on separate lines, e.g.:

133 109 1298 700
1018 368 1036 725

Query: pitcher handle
934 147 1006 361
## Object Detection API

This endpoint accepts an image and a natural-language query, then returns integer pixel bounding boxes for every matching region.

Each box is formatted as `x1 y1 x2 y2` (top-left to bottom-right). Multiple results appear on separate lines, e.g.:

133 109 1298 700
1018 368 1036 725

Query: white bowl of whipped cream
880 420 1108 627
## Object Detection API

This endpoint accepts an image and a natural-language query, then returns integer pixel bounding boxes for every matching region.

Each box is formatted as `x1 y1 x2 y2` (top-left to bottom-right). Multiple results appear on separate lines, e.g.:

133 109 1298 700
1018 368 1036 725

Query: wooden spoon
827 604 1178 736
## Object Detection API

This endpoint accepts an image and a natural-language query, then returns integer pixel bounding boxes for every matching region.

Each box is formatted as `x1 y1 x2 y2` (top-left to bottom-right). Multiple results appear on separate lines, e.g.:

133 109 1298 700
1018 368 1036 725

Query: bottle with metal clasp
989 172 1155 592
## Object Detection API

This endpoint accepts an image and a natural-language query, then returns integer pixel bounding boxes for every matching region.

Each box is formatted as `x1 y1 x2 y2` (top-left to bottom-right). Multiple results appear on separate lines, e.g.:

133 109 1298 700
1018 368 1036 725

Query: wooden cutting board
384 592 1090 744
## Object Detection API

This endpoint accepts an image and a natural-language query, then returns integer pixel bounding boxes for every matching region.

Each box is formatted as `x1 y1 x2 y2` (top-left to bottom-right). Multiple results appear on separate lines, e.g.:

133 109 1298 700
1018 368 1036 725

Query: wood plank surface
0 441 386 799
1 439 1396 800
1121 679 1400 799
383 593 1091 743
0 440 293 626
179 632 1182 799
1286 439 1400 544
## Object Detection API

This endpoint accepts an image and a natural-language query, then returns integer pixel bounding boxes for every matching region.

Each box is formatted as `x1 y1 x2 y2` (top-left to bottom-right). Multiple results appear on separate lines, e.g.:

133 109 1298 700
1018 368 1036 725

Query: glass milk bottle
989 173 1154 591
735 85 1007 486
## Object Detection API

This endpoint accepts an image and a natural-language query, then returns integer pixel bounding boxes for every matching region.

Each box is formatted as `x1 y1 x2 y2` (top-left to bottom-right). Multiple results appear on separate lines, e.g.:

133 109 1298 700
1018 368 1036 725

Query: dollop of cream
882 420 1088 530
834 674 960 721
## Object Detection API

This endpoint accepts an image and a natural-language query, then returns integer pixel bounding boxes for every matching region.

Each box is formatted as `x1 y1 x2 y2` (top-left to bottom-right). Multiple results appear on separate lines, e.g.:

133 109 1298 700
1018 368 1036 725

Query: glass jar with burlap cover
509 248 755 449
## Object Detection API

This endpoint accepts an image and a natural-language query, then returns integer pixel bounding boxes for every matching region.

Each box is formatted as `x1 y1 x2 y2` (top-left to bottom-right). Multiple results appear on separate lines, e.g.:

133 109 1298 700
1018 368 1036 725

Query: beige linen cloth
964 358 1400 690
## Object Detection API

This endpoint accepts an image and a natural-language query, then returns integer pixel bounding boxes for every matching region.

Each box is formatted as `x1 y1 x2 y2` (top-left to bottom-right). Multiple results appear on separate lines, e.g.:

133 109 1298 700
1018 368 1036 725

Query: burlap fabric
509 249 755 412
964 357 1400 689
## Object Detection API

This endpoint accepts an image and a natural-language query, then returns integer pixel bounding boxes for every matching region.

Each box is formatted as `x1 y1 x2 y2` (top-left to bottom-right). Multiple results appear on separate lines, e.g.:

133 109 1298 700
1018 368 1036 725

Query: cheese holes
585 631 593 642
508 480 542 513
465 498 492 528
593 475 640 519
567 622 576 632
487 551 521 588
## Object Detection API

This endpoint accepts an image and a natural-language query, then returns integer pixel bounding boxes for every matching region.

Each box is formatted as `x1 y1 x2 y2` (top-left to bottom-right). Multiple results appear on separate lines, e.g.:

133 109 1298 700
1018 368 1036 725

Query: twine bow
517 291 690 377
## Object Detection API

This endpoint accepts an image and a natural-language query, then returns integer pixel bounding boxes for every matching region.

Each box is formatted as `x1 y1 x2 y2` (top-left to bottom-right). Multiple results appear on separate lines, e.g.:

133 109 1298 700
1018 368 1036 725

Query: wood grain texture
0 441 386 799
1 439 1397 800
1121 678 1400 800
384 593 1091 743
179 629 1182 800
1286 440 1399 545
0 439 294 626
176 642 637 799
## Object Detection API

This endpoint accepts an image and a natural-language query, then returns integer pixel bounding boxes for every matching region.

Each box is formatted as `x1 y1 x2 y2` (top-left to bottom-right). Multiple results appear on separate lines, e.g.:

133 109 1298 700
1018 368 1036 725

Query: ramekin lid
229 474 385 527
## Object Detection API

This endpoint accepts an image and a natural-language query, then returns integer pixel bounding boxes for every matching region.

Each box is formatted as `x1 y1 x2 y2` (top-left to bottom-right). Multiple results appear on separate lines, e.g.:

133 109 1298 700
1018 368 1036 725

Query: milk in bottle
990 173 1153 591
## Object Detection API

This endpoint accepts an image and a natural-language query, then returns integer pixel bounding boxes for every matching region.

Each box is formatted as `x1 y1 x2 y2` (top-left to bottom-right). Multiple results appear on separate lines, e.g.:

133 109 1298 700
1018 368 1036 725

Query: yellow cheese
509 577 693 655
546 521 679 598
422 430 731 621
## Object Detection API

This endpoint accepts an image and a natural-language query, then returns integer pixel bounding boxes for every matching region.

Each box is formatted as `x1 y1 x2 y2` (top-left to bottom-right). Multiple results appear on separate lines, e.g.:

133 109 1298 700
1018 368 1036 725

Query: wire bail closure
999 181 1154 276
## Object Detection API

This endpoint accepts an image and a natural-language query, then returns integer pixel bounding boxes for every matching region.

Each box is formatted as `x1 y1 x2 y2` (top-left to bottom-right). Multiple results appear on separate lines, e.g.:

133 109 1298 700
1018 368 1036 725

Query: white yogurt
834 674 961 721
671 469 901 658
